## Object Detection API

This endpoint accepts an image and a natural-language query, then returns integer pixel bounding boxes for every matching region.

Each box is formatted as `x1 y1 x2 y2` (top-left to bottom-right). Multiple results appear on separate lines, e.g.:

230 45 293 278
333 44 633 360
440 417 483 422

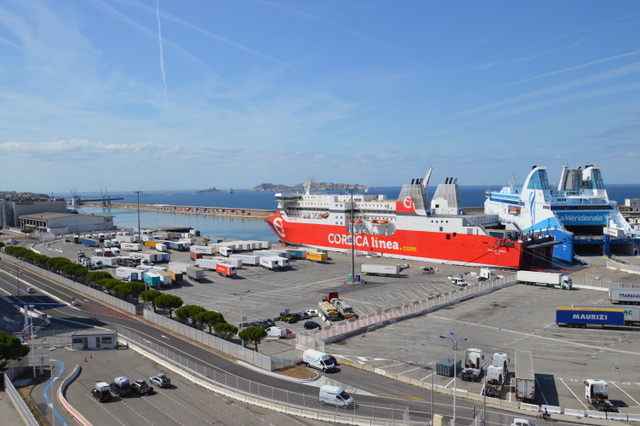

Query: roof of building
19 212 112 220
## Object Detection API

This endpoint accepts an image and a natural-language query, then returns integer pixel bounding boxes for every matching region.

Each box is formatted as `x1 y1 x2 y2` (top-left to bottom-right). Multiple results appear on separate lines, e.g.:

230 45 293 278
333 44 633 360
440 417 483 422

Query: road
0 255 596 426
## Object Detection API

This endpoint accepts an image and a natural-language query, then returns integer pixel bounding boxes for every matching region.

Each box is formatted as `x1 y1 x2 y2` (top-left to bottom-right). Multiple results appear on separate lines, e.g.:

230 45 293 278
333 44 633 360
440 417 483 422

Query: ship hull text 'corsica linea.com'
266 169 554 269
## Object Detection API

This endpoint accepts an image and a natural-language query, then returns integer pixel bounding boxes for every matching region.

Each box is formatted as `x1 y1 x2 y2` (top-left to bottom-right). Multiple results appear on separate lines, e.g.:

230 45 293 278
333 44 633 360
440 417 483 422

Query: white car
511 419 537 426
305 309 318 317
26 287 36 294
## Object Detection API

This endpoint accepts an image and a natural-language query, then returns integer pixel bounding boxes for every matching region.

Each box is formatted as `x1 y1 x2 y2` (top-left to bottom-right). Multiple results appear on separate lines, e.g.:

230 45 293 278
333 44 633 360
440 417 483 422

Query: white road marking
611 381 640 406
558 377 588 410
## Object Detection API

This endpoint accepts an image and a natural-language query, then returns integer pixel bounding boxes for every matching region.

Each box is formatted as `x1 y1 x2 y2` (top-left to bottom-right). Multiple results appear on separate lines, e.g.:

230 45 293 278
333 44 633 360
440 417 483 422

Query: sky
0 1 639 192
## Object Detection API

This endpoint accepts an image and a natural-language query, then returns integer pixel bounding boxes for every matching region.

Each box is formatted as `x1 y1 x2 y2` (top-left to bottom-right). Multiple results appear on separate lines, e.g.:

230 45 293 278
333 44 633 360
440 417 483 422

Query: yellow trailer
306 251 328 262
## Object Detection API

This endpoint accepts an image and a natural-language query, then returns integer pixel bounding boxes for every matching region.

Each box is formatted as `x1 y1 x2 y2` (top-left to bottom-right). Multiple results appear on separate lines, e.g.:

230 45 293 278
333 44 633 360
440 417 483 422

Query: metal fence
142 308 273 370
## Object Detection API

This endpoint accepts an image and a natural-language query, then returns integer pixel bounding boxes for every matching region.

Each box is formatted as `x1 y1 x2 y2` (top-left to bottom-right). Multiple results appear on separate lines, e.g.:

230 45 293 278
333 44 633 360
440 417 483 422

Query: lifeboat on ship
318 212 329 219
370 219 389 225
348 219 363 224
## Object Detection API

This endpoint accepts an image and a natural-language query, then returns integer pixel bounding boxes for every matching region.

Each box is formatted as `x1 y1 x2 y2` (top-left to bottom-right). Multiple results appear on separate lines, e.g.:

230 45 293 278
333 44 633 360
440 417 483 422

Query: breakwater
80 202 275 219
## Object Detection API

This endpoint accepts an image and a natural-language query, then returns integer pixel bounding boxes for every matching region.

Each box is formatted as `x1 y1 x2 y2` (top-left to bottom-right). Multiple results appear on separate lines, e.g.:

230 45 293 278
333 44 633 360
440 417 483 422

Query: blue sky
1 1 639 192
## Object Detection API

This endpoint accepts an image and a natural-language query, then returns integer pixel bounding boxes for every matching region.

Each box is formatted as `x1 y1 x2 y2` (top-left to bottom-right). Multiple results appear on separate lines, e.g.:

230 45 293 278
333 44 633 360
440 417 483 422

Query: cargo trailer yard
27 232 640 419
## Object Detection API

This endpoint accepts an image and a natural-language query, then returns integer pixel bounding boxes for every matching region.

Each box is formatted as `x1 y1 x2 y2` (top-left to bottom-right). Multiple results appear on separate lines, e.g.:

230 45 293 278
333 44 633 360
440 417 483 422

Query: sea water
65 184 640 241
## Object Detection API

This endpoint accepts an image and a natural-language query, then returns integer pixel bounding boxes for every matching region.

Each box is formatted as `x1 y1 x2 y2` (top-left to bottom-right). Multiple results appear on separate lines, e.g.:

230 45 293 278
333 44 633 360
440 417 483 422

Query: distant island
252 182 373 192
196 187 220 193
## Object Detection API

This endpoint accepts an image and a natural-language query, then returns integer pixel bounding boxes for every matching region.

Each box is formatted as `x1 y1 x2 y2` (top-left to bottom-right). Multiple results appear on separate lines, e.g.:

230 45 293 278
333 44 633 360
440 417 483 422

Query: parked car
304 321 322 330
91 382 112 402
296 311 310 320
305 308 318 317
110 376 132 397
150 373 171 388
279 312 298 323
132 379 153 395
250 318 276 329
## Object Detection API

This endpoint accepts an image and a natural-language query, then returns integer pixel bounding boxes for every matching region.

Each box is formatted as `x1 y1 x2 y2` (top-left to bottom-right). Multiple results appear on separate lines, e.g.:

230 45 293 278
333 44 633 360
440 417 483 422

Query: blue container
355 274 361 282
555 308 624 326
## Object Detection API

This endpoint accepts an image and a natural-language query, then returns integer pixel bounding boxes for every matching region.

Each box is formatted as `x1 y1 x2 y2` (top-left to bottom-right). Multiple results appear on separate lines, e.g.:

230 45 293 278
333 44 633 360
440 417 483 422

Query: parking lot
34 238 640 414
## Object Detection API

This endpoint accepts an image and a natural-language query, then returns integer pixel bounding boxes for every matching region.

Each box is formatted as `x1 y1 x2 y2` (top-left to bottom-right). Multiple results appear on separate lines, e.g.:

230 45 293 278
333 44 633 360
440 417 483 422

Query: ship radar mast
304 177 315 195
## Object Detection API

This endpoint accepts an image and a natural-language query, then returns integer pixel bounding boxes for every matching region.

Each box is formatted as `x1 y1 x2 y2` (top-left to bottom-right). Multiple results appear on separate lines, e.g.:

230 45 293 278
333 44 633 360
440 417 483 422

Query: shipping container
190 245 216 255
167 270 183 283
120 243 142 251
190 251 203 261
229 254 260 266
142 272 162 288
115 267 141 282
609 288 640 304
436 358 462 377
306 251 328 262
186 266 204 281
515 350 535 400
215 263 237 277
168 262 191 273
573 305 640 325
555 307 625 327
81 238 99 247
286 249 307 259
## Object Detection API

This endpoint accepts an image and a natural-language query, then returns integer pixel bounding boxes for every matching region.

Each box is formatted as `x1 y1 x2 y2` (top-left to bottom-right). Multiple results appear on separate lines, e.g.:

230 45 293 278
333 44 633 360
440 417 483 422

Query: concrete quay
76 201 275 218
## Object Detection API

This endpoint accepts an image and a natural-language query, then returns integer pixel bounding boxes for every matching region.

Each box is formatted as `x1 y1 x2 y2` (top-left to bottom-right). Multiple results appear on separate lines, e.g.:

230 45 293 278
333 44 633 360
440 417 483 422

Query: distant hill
252 182 372 192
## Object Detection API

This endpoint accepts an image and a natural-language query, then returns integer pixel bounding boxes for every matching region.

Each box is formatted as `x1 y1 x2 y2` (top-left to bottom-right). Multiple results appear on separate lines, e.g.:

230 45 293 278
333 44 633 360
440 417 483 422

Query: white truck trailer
516 270 572 290
609 288 640 304
360 264 403 277
515 350 535 400
229 254 260 266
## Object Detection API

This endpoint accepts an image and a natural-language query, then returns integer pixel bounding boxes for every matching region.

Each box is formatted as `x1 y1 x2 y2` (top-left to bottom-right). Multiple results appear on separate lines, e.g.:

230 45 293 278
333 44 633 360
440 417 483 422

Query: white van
302 349 336 372
266 326 287 338
318 385 354 408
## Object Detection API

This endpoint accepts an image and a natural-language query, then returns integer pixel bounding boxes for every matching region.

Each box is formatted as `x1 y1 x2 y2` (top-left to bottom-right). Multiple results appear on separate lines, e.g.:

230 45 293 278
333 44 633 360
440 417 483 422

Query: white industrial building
18 212 114 235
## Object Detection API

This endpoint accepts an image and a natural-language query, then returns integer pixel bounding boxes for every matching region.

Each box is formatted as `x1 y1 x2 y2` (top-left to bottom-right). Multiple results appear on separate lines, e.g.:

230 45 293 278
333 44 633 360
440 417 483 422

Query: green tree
140 289 163 311
96 278 122 294
194 310 226 334
175 305 207 327
155 294 183 318
0 330 30 369
213 322 238 340
238 326 267 351
84 271 113 285
113 282 146 301
20 228 34 236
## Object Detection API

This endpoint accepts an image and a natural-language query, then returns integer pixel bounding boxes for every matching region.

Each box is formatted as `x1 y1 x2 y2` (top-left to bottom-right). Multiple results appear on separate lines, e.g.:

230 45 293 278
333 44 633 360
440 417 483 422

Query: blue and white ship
485 164 640 264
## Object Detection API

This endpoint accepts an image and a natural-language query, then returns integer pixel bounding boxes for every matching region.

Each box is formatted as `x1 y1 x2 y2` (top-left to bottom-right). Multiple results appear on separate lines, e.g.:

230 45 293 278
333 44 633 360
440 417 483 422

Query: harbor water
67 184 640 242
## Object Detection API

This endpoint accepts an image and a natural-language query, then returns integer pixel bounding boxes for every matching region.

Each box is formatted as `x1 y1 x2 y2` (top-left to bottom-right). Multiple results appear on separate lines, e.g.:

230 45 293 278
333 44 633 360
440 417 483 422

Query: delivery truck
609 288 640 304
516 270 572 290
514 350 535 400
215 263 237 277
361 264 403 277
555 307 625 328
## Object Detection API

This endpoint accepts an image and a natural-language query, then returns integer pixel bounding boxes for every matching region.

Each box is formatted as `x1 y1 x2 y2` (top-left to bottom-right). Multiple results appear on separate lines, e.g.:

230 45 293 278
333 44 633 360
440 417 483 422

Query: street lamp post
233 290 251 330
134 191 143 244
439 330 467 425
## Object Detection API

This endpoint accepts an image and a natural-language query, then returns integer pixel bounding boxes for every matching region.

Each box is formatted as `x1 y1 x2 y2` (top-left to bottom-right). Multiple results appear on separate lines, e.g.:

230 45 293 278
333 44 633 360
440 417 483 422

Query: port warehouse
0 199 113 234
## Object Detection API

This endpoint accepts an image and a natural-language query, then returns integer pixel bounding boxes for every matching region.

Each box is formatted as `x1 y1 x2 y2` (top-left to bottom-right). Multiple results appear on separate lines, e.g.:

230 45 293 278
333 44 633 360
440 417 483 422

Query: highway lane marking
611 381 640 406
373 393 424 401
558 377 588 410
